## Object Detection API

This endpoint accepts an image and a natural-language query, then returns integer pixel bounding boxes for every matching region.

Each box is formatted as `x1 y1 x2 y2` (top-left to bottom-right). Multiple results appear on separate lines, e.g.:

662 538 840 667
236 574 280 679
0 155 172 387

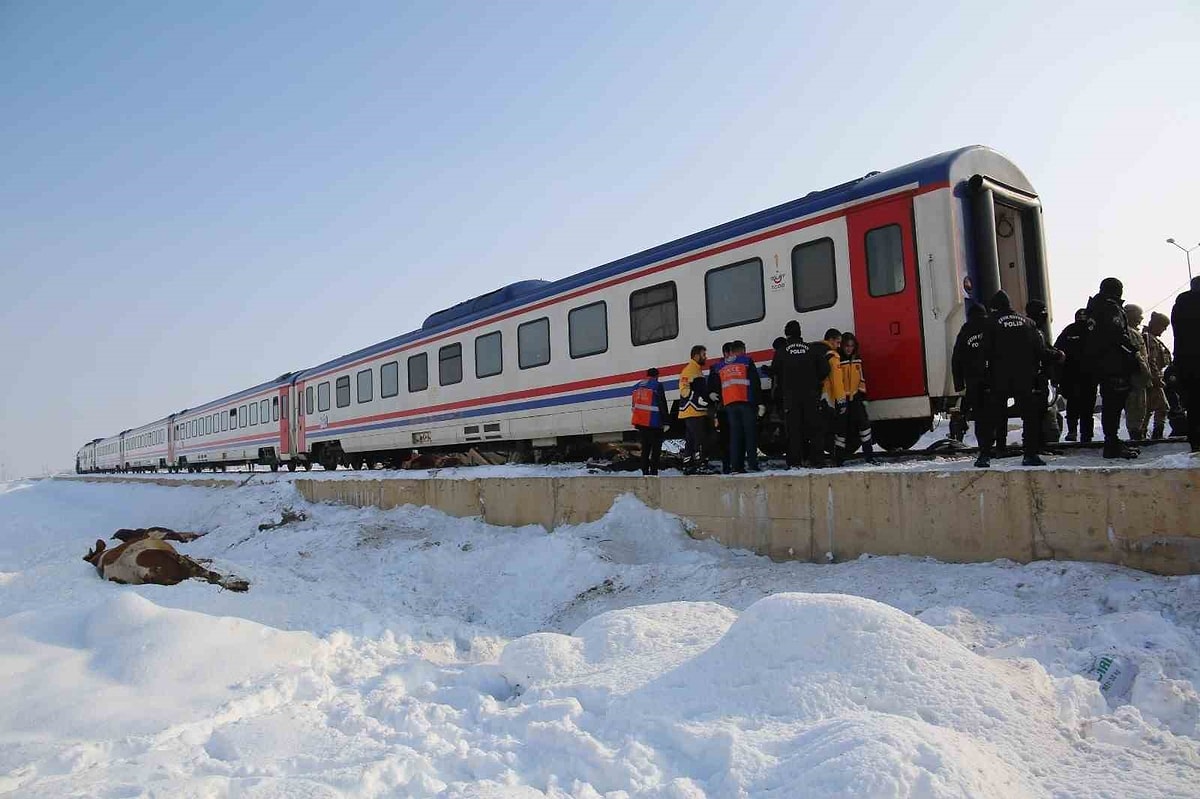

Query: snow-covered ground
1 477 1198 797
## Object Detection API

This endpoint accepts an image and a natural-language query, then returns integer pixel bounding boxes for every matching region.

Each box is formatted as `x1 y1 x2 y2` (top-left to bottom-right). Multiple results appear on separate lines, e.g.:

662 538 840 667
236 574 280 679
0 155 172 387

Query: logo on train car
770 268 786 291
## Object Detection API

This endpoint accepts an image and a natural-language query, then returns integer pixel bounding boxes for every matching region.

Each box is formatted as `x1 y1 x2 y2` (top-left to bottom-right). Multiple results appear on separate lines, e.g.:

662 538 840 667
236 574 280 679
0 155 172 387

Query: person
714 340 763 473
1122 304 1152 441
838 332 875 463
1171 276 1200 452
816 328 848 464
1141 311 1172 440
775 320 829 468
677 345 709 472
952 302 992 465
630 367 669 476
1084 277 1140 459
1163 363 1188 438
708 342 734 473
1026 299 1064 452
1054 308 1096 442
984 290 1047 466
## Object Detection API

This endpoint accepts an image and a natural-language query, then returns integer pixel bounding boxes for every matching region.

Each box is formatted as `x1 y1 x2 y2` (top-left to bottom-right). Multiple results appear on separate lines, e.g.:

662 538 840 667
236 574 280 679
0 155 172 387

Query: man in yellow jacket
678 345 709 472
819 328 849 464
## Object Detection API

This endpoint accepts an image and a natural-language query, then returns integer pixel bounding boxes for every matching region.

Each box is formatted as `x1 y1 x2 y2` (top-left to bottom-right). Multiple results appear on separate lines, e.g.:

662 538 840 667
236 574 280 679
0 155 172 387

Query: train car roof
296 145 1028 380
171 371 300 419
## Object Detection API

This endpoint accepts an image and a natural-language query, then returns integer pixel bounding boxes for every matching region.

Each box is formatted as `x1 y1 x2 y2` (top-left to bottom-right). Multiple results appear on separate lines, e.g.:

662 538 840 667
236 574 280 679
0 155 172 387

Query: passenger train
76 145 1051 473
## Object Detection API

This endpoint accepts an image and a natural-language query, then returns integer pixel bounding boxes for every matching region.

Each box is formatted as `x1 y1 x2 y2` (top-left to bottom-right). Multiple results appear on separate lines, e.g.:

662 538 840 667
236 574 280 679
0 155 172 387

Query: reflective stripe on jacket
719 358 751 404
631 379 662 428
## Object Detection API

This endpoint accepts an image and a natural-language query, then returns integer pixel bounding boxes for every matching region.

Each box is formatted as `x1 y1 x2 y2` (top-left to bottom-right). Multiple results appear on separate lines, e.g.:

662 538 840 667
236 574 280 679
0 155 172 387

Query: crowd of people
629 324 875 475
953 275 1200 466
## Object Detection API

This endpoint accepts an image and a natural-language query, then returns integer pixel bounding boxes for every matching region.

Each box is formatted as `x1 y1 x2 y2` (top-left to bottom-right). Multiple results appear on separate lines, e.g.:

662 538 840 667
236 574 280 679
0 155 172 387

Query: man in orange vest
630 367 670 476
716 341 764 473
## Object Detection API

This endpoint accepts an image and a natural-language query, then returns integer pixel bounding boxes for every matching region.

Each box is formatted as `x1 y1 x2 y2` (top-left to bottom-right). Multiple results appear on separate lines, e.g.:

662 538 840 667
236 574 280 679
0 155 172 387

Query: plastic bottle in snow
1085 653 1137 702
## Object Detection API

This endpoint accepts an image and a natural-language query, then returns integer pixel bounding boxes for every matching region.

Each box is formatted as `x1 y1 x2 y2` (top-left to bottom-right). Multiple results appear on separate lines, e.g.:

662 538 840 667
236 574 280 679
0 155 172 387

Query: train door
278 386 291 461
994 203 1029 311
167 421 176 465
295 381 307 456
847 196 926 400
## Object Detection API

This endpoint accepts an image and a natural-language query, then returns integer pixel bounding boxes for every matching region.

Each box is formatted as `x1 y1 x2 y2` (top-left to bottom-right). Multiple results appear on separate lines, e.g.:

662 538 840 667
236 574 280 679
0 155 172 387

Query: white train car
93 434 124 472
75 439 98 473
292 145 1049 464
121 417 171 472
170 374 298 472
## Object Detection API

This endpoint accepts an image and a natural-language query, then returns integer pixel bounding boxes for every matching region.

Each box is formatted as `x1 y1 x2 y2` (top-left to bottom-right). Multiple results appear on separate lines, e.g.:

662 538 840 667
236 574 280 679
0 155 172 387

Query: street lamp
1166 238 1198 280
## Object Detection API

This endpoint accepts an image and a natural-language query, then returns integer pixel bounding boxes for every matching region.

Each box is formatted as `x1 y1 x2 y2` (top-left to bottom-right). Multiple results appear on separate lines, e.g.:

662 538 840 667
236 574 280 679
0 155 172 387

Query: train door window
272 397 279 421
705 258 764 330
381 361 399 398
229 409 237 429
865 224 905 296
569 301 608 358
336 376 351 407
439 344 462 386
317 382 330 412
408 353 428 392
260 399 270 421
306 386 314 414
250 402 259 425
239 405 247 427
792 238 838 311
475 332 502 379
280 395 287 421
630 282 678 345
357 369 373 403
518 317 550 369
221 412 228 431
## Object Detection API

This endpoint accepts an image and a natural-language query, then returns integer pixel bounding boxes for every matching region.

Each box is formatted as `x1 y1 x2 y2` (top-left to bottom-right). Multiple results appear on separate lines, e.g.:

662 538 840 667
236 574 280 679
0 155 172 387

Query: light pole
1166 238 1198 281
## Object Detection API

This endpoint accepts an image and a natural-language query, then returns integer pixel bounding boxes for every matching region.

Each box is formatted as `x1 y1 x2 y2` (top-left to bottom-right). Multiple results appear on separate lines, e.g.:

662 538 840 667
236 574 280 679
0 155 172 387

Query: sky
1 0 1197 477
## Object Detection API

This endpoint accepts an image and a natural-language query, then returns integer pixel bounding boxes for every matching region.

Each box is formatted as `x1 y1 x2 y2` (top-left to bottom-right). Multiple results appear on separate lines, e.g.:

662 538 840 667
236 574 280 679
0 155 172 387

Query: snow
1 477 1198 797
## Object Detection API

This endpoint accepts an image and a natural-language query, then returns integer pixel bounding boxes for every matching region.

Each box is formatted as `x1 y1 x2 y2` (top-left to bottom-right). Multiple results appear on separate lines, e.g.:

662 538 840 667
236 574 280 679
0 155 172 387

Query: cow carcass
83 528 249 592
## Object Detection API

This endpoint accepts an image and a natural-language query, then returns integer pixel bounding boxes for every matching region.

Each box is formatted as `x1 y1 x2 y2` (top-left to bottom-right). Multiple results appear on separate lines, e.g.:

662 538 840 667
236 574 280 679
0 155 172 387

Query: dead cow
83 528 249 592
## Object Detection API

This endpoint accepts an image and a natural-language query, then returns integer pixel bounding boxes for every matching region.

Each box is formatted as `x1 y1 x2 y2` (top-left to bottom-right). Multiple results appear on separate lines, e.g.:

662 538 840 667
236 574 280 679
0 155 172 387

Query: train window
221 412 228 432
408 353 428 392
705 258 765 330
229 409 237 429
306 386 315 414
250 402 259 425
518 317 550 369
239 405 247 428
357 369 373 403
792 238 838 312
569 301 608 358
260 399 270 422
439 344 463 386
272 397 279 421
865 224 905 297
475 332 502 379
317 382 330 412
336 376 351 408
630 282 678 346
380 361 399 398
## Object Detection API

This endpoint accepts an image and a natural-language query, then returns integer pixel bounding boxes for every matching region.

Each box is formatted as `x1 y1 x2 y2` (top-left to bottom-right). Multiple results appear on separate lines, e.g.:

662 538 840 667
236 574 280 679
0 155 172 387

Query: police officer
984 290 1048 466
1084 278 1140 459
1142 311 1172 440
775 320 829 468
1025 299 1063 452
1171 276 1200 452
1054 308 1095 442
630 367 669 476
715 341 763 473
952 302 992 467
1122 303 1152 441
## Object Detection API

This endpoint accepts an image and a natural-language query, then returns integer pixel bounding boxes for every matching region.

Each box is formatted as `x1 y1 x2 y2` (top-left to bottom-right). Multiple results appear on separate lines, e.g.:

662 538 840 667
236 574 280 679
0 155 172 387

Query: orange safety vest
720 360 751 404
630 380 661 428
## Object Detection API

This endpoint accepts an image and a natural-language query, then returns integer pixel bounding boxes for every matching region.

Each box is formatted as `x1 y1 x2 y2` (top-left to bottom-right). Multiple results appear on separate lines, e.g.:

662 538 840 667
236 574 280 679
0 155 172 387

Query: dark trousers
784 396 824 467
842 397 874 456
1182 370 1200 451
637 426 663 475
987 385 1039 458
726 402 758 472
966 382 991 450
718 409 731 473
1064 377 1097 441
683 417 705 462
1099 379 1131 444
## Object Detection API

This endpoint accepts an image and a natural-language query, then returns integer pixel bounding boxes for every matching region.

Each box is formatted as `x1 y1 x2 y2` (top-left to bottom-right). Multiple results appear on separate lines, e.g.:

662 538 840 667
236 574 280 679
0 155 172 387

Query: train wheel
287 461 297 472
302 461 312 471
270 462 279 472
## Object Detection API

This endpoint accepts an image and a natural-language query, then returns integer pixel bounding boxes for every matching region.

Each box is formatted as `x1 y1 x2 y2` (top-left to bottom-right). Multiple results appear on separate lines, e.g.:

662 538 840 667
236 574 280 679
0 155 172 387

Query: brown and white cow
83 528 249 592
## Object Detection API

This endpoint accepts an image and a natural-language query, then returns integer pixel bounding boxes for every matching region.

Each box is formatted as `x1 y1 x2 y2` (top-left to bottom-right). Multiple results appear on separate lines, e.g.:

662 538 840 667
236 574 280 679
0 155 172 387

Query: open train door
847 195 929 450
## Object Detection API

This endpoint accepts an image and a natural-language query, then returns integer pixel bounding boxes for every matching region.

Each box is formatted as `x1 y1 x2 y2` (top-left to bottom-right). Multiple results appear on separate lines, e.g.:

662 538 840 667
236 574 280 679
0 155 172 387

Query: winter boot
974 452 991 468
1103 441 1138 459
1022 454 1047 467
1150 424 1164 441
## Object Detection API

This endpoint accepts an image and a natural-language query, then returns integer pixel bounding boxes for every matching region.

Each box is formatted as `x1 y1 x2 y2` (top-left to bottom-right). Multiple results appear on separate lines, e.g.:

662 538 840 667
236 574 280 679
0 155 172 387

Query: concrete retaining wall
60 470 1200 575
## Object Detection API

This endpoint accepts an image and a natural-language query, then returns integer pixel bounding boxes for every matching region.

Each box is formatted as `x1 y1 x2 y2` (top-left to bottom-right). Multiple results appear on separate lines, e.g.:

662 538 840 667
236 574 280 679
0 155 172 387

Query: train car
75 439 99 473
170 373 299 472
289 144 1048 465
121 416 171 472
93 434 124 472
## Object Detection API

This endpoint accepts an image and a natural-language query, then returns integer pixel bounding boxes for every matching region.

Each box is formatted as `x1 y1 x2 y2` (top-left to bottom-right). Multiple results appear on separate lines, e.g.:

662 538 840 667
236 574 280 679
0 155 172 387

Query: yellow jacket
839 356 866 399
821 348 847 408
678 359 707 419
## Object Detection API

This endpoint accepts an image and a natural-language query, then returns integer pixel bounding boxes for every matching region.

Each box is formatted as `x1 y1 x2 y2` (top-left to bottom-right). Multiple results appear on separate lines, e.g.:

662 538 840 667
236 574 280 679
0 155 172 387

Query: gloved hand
709 392 720 403
757 405 766 418
836 399 848 416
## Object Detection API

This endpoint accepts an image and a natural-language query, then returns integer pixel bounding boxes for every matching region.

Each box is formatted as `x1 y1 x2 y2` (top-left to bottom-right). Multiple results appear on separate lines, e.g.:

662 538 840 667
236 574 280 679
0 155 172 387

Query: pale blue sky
1 1 1197 477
